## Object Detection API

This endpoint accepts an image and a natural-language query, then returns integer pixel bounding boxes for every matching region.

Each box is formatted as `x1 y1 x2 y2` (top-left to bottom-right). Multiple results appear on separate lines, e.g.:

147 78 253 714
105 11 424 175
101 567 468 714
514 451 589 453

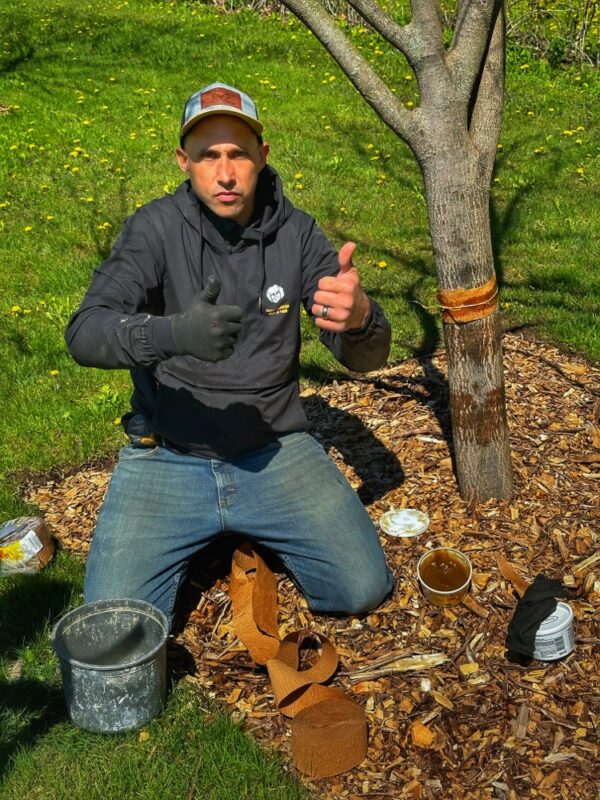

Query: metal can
533 601 575 661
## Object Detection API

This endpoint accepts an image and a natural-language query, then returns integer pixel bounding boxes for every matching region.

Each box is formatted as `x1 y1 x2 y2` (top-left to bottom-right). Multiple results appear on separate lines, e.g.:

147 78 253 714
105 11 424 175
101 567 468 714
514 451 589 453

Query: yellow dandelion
377 260 388 268
24 225 32 232
46 215 55 221
11 305 21 312
50 369 59 376
114 416 122 425
576 167 584 175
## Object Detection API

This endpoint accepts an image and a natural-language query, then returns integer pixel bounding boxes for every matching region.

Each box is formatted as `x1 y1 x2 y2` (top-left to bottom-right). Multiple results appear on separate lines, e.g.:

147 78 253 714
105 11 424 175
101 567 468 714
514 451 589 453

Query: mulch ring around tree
26 332 599 800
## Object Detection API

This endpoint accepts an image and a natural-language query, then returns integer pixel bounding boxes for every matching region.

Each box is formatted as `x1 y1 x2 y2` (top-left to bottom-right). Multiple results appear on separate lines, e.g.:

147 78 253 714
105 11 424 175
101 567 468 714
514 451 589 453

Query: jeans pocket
118 445 162 461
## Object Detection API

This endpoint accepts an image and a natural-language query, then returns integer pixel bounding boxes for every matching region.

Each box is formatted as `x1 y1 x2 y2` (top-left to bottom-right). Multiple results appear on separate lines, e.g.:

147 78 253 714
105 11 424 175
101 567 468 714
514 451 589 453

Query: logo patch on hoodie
263 284 289 315
266 284 285 303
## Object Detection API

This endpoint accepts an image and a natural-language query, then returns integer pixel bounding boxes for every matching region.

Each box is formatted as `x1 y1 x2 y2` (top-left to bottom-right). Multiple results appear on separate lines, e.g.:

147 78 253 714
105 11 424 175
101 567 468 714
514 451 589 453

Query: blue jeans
84 432 394 629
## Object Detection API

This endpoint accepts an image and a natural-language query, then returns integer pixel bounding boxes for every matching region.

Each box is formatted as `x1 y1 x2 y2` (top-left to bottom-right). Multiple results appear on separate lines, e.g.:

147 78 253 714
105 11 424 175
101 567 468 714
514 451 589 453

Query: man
66 82 394 629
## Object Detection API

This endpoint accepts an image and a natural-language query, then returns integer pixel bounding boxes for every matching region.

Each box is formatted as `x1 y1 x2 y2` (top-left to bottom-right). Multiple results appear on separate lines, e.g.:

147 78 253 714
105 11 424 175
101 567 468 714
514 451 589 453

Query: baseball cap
180 82 264 144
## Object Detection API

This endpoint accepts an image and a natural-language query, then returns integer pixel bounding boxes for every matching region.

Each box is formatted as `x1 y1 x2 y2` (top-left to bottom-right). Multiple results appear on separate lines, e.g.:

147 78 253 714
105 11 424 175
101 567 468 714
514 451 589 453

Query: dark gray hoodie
65 166 391 458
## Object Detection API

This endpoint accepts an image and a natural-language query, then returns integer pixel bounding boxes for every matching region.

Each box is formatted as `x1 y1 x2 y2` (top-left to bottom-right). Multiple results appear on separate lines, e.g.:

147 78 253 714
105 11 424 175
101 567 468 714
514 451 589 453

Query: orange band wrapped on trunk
436 274 498 324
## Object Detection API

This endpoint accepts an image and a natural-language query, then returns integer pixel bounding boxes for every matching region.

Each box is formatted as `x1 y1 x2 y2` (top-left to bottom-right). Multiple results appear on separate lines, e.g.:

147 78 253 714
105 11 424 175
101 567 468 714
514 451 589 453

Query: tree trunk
422 153 513 501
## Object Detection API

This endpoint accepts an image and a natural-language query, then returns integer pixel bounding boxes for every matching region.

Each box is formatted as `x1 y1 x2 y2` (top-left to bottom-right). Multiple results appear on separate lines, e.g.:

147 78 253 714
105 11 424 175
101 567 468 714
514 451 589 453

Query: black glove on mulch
171 276 243 362
505 574 569 665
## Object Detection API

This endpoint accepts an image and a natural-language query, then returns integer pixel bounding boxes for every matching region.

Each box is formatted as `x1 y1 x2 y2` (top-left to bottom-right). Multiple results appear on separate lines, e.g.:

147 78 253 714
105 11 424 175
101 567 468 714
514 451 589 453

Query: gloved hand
170 276 243 362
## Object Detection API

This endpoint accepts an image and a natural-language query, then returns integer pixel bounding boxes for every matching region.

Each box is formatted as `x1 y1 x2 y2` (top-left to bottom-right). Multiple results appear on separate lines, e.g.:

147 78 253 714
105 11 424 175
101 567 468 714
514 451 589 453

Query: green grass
0 552 310 799
2 686 307 800
0 0 598 794
0 0 598 487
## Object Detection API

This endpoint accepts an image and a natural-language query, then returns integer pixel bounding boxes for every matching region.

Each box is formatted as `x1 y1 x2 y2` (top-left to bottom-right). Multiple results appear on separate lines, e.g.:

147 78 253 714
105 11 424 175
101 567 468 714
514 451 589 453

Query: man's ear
175 146 189 174
260 142 269 168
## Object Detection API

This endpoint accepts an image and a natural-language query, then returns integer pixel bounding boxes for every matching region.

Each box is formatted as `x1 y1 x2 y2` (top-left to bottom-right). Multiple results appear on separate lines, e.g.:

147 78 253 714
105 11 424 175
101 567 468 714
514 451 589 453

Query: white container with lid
379 509 429 538
533 601 575 661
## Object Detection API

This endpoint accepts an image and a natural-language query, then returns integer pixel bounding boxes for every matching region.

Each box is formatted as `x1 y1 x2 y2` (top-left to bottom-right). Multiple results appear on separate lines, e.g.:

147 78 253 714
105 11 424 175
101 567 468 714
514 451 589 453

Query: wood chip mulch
25 332 599 800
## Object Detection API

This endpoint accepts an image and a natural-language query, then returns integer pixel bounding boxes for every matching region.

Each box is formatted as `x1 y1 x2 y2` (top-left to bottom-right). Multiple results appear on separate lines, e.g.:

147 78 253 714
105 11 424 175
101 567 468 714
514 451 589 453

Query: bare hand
312 242 371 332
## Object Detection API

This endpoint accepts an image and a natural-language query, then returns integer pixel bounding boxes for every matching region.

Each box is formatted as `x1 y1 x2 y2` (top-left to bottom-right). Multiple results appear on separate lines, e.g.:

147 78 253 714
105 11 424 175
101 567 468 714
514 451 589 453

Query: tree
281 0 513 501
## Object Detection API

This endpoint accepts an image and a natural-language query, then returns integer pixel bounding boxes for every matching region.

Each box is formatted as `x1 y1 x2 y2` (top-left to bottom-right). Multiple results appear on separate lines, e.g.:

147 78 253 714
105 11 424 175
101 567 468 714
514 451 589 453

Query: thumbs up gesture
171 275 243 361
312 242 372 332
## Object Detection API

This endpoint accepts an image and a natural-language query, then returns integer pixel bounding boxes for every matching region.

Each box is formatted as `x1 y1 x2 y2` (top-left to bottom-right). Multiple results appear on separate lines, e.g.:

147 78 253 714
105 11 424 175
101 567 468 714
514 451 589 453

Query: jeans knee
314 568 394 617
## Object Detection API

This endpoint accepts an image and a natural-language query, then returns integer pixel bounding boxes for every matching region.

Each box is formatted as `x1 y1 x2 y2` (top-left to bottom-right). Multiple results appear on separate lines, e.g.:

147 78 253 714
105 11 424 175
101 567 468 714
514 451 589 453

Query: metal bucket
51 598 168 733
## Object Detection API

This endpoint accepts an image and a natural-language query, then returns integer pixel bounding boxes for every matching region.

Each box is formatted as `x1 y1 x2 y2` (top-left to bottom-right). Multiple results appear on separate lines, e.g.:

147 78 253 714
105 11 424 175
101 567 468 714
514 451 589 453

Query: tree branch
468 2 505 180
345 0 416 60
346 0 452 107
448 0 504 105
281 0 423 150
409 0 445 37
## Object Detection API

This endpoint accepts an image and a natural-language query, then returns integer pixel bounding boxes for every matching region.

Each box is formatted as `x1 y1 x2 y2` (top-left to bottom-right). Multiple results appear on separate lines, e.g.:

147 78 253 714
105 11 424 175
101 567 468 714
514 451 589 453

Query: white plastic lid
537 601 573 635
379 509 429 538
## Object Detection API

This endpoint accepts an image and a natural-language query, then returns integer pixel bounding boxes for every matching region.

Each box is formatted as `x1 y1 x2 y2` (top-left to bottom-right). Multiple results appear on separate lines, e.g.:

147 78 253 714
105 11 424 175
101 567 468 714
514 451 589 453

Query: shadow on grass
0 571 75 778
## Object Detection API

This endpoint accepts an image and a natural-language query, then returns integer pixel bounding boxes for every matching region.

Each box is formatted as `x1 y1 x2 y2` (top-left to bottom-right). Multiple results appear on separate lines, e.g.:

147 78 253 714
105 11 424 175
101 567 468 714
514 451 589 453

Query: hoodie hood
171 164 294 244
171 164 294 305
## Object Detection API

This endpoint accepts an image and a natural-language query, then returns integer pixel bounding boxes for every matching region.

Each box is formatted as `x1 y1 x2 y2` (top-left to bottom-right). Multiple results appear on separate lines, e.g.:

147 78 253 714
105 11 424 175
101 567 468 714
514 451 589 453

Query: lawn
0 0 598 796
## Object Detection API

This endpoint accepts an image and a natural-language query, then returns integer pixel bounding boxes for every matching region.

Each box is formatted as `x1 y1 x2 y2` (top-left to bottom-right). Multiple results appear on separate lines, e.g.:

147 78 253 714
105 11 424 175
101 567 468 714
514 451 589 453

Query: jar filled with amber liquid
417 548 472 607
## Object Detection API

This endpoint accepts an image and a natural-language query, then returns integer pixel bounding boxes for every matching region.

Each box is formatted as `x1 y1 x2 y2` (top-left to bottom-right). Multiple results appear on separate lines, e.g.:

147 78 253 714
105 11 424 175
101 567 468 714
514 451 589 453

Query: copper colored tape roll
274 630 339 684
229 544 368 776
436 274 498 324
267 631 340 718
291 697 368 779
230 543 280 665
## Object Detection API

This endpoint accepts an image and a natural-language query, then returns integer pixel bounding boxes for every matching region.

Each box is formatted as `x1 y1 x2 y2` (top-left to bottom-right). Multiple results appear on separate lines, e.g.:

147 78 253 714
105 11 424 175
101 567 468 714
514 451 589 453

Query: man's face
176 115 268 226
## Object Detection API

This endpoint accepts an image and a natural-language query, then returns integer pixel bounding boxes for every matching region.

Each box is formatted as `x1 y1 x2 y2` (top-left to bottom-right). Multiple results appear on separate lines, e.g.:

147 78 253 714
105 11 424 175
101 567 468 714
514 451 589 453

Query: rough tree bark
281 0 513 501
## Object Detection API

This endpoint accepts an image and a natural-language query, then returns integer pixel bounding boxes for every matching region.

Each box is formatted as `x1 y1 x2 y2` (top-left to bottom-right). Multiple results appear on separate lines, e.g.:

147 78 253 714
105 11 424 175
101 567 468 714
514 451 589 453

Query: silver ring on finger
321 305 330 320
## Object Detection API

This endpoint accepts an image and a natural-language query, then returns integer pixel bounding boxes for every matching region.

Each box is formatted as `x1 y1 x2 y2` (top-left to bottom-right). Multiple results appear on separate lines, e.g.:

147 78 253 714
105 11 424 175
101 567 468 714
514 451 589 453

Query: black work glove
170 276 243 362
505 574 569 664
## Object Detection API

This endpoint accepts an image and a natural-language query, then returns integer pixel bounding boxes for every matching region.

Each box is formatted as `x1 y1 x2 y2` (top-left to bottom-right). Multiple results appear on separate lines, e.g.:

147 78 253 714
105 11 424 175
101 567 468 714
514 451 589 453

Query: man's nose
216 155 235 185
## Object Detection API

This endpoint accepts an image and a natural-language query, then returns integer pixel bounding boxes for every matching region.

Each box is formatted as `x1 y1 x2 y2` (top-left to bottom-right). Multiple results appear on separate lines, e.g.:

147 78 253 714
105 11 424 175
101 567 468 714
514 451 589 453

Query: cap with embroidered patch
180 83 263 144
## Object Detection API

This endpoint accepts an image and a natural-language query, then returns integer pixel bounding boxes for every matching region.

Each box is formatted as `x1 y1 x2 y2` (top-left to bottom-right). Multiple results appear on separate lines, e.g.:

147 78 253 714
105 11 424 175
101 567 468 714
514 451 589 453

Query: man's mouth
216 192 240 203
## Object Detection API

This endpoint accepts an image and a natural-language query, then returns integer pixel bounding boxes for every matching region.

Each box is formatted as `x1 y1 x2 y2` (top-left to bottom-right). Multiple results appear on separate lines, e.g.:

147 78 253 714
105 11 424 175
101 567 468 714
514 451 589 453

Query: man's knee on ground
311 570 394 617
